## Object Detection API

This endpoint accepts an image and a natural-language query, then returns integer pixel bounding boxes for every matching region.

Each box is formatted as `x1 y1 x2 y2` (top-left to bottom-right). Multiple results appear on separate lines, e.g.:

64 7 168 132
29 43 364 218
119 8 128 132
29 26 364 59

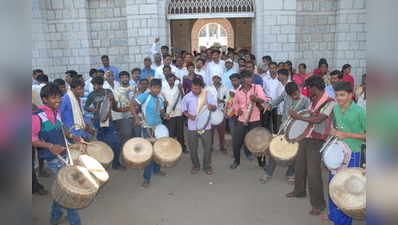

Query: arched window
198 23 228 49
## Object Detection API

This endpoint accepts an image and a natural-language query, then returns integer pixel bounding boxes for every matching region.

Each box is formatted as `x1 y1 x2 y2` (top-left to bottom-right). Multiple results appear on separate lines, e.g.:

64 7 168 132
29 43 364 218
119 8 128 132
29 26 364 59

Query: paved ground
33 136 364 225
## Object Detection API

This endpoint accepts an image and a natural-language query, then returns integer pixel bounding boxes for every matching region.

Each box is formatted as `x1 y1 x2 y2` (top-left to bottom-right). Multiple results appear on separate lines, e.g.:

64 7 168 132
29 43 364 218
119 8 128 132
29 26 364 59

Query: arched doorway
191 19 234 52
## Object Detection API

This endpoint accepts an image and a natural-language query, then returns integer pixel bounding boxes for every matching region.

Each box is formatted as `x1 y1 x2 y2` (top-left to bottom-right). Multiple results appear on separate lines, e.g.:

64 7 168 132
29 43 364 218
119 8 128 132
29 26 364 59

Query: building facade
32 0 367 83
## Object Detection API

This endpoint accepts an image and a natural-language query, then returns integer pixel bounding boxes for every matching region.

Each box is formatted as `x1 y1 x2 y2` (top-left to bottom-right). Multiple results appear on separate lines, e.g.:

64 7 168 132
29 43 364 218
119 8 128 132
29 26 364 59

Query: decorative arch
167 0 255 19
191 18 234 52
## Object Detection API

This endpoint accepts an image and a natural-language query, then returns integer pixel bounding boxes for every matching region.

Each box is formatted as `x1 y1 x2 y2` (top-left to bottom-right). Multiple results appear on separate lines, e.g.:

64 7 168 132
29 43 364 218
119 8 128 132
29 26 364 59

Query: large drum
244 127 272 157
122 138 153 169
77 155 109 187
52 166 99 209
210 108 224 126
99 95 111 122
196 107 211 131
269 135 299 166
69 141 114 169
329 167 366 220
321 137 352 173
285 110 312 142
154 124 169 139
153 137 182 167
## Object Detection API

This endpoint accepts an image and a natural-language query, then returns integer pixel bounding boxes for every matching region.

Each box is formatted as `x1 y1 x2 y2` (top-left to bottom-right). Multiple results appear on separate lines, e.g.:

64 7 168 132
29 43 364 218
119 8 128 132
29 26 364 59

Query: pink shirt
293 74 311 97
342 74 355 88
233 84 269 123
32 105 59 142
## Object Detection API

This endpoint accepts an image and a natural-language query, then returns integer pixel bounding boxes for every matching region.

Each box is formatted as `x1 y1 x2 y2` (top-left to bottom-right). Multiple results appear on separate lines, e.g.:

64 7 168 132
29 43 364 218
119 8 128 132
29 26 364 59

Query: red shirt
342 74 355 88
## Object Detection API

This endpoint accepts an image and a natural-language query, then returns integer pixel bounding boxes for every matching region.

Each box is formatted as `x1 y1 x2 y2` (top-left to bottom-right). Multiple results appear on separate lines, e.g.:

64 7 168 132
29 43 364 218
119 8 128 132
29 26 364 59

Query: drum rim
210 108 224 126
196 107 211 130
244 127 272 153
269 134 299 161
285 111 312 142
122 137 153 164
153 137 182 162
322 141 346 169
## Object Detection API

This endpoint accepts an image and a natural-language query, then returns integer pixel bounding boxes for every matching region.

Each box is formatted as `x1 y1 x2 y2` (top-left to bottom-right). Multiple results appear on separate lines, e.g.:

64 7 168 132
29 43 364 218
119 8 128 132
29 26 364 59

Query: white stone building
32 0 367 83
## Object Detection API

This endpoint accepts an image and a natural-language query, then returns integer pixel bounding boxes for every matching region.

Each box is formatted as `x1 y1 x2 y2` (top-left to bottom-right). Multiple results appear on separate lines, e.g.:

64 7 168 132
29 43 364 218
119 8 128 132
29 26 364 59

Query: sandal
190 168 200 174
259 175 271 184
287 176 295 185
309 208 324 216
286 191 306 198
320 213 329 221
205 169 213 175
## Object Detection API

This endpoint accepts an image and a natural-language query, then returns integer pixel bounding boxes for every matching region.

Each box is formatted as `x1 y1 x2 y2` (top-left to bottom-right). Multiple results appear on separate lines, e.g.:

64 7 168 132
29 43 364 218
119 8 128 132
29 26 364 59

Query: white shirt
32 83 46 106
151 63 162 72
206 60 225 86
211 84 229 110
85 78 94 94
174 66 188 81
195 68 208 80
155 64 177 81
160 81 183 117
263 75 284 104
103 80 122 120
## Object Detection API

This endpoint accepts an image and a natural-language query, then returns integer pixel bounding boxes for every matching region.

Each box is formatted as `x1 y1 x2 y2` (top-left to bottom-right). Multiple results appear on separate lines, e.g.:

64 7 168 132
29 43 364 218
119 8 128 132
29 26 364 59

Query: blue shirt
222 68 237 90
326 85 336 98
136 92 164 127
252 74 263 86
60 94 90 139
98 65 120 82
141 67 155 80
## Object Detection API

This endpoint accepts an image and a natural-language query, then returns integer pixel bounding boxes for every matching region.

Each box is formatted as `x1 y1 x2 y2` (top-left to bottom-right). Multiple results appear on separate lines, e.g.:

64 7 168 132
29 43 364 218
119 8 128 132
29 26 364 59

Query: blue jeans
141 128 160 181
94 120 122 169
47 158 82 225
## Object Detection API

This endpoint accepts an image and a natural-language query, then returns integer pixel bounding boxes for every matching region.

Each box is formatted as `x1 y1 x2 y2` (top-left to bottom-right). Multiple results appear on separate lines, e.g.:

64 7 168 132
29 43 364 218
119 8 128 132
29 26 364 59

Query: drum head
323 141 345 170
153 137 182 167
85 141 114 168
210 109 224 126
59 166 99 192
155 124 169 139
99 96 110 122
245 127 272 154
196 107 211 130
269 135 299 161
122 138 153 168
329 167 366 220
68 144 84 164
78 155 109 186
286 111 311 141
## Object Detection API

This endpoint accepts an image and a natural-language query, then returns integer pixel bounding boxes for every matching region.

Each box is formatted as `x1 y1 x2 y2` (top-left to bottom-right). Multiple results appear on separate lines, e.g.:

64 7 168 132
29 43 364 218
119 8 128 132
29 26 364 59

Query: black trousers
262 108 279 134
32 147 44 193
232 120 262 165
164 116 186 151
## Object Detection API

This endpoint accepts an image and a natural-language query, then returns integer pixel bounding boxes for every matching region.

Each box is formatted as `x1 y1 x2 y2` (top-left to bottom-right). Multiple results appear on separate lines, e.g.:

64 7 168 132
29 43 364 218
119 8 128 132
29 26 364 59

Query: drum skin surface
329 167 366 220
77 155 109 187
269 135 299 166
196 107 211 130
285 111 311 142
122 138 153 169
244 127 272 156
210 109 224 126
153 137 182 167
155 124 169 139
52 166 99 209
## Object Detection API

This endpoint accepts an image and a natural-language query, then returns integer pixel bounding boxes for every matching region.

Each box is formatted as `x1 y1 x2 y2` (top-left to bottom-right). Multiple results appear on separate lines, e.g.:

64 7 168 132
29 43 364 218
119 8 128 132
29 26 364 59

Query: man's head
32 69 44 80
229 73 241 88
163 54 172 66
101 55 110 67
285 82 301 100
186 62 195 74
330 70 343 85
196 58 205 69
149 78 162 96
138 79 149 91
277 69 289 84
244 54 251 62
184 53 193 64
53 79 66 95
154 53 162 64
318 58 328 68
305 75 325 98
285 60 292 71
131 68 141 81
245 61 255 74
298 63 307 74
40 83 62 109
104 71 114 82
319 62 328 75
65 70 78 84
91 76 104 92
191 77 204 96
175 56 184 67
144 57 152 68
262 56 272 65
342 64 351 75
211 49 221 62
163 65 172 76
206 48 213 59
333 81 353 106
161 45 169 56
212 75 222 86
36 74 49 84
225 59 234 70
240 70 252 86
269 62 278 77
70 79 85 97
238 58 246 72
119 71 130 86
278 62 285 70
89 68 97 78
166 74 176 86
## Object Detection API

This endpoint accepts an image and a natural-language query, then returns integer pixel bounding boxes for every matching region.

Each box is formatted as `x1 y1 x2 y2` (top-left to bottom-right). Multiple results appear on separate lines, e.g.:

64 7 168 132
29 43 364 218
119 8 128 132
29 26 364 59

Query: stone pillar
334 0 367 83
126 0 169 69
255 0 297 64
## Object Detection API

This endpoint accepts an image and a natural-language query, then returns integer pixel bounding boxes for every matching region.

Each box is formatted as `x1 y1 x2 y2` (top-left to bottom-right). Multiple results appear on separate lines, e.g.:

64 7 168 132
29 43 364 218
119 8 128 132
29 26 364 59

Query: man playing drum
32 83 84 225
229 71 269 170
286 75 336 216
181 77 217 175
131 79 168 188
323 81 366 225
263 80 310 184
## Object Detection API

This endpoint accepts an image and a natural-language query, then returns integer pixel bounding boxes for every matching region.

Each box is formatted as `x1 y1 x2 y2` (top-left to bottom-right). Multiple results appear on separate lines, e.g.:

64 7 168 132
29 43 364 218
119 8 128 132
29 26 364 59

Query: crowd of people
32 40 366 225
